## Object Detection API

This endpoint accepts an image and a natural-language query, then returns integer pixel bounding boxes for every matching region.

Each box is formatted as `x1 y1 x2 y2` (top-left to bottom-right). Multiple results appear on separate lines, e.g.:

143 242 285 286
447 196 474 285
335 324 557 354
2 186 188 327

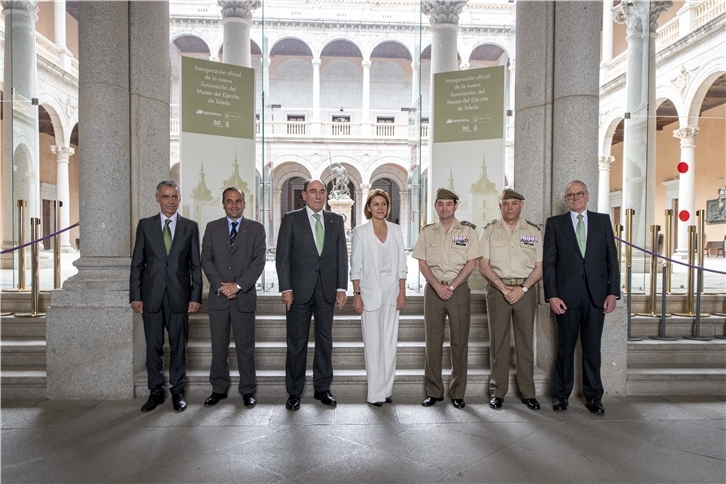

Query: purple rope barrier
0 222 79 255
615 236 726 276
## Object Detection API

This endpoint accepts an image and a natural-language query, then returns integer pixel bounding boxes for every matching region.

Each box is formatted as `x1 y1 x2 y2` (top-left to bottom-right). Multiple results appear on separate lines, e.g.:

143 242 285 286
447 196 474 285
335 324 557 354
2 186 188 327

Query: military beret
435 188 459 201
500 188 525 201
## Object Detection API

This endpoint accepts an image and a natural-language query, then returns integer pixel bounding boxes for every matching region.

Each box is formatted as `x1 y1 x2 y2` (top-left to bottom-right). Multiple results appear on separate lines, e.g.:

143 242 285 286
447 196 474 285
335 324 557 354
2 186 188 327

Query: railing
170 118 180 137
35 32 61 66
607 51 628 80
695 0 726 28
656 16 680 51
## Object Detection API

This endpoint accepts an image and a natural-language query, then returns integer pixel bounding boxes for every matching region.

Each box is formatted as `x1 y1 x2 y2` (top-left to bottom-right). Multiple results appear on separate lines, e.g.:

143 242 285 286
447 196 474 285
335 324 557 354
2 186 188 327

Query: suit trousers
486 285 536 399
285 275 334 395
208 306 256 395
553 292 605 400
143 291 189 395
423 282 470 400
361 293 399 403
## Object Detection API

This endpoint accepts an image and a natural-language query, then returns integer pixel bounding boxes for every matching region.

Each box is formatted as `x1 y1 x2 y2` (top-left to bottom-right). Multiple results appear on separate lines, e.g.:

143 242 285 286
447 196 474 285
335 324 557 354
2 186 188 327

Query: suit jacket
349 221 407 312
201 217 266 312
543 210 620 309
129 214 202 313
275 208 348 305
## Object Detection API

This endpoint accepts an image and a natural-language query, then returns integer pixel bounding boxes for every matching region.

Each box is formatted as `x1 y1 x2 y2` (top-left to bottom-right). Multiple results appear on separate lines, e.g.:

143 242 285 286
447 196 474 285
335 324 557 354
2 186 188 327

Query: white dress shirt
160 212 178 239
570 210 588 239
305 205 324 247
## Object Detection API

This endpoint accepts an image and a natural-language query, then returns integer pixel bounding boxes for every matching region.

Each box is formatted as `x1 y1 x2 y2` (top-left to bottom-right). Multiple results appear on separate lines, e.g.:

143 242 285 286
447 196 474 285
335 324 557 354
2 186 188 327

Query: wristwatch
520 285 528 293
353 291 361 296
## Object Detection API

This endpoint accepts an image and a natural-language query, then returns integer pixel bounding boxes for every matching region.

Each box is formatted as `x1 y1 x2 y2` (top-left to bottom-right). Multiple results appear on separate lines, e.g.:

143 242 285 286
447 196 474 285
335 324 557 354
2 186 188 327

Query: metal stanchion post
651 263 676 340
53 201 62 289
637 225 660 316
615 224 623 271
685 260 711 341
625 209 641 341
16 218 46 318
4 200 29 293
696 210 707 295
664 209 674 293
675 226 697 318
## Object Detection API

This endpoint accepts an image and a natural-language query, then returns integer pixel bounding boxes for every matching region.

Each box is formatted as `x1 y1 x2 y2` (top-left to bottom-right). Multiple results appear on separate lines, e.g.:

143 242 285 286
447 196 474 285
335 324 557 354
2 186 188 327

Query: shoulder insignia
461 221 477 230
526 220 541 231
484 219 497 229
422 222 435 230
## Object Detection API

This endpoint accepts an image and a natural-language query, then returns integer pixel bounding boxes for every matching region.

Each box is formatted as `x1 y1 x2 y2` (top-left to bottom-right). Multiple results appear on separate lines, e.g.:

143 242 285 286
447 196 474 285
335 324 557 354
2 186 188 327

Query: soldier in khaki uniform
478 189 542 411
412 188 483 409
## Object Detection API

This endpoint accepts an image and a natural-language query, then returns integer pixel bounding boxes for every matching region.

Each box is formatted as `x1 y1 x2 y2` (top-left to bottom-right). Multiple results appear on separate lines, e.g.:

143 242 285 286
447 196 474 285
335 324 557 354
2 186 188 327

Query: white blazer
350 221 408 311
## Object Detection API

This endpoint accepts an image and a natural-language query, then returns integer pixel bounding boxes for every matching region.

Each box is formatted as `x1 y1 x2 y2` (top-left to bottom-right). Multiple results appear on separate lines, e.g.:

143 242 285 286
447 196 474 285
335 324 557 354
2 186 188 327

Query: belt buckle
509 278 517 286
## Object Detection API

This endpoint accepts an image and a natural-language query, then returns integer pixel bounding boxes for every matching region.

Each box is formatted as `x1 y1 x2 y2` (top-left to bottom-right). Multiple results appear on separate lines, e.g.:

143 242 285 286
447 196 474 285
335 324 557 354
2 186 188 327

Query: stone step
0 292 52 314
134 366 551 399
0 365 47 399
627 364 726 395
0 315 47 338
628 339 726 366
187 313 491 341
0 338 47 366
629 315 726 338
171 340 514 370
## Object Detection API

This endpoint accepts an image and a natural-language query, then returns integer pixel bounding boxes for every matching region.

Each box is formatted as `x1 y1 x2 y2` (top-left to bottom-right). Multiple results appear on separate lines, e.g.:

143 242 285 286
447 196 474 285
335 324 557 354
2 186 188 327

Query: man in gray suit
130 180 202 413
276 179 348 410
201 187 266 408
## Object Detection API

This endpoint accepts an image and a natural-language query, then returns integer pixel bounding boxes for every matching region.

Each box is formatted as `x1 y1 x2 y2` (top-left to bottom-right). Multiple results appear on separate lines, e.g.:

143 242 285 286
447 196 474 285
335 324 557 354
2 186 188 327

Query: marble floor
2 394 725 483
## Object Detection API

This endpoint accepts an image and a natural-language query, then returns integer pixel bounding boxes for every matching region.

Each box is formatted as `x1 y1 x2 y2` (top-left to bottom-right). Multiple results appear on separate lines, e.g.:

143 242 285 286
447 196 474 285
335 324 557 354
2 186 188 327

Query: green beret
500 189 525 201
435 188 459 201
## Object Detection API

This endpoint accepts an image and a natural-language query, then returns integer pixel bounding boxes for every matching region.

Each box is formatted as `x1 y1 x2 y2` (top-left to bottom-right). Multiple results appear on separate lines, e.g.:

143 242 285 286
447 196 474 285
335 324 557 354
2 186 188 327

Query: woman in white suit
350 189 407 406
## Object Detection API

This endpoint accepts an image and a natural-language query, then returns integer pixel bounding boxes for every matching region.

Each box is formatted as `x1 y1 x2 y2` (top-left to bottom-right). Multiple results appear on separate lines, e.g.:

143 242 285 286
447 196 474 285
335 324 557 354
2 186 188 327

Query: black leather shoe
421 396 443 407
314 390 337 407
553 398 569 412
368 401 383 407
385 396 393 404
489 397 503 409
452 398 466 409
204 392 227 407
286 394 300 411
140 392 164 412
242 393 257 408
172 392 187 412
585 398 605 415
522 398 541 410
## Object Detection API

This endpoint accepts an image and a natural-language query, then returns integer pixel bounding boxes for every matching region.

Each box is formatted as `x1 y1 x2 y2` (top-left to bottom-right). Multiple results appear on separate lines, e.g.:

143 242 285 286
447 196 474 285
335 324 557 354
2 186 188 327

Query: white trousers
361 294 400 403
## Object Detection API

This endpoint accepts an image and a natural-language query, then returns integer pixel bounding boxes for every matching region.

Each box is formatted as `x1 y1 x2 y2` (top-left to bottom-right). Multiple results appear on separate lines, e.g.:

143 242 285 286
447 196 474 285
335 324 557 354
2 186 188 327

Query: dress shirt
570 210 588 240
160 212 178 239
305 205 324 247
227 216 243 235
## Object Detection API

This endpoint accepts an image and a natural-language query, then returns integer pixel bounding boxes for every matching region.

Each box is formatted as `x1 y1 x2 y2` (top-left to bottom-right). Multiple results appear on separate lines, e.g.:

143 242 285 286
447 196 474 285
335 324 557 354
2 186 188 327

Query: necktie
313 213 324 255
163 219 172 254
230 221 238 246
576 214 586 257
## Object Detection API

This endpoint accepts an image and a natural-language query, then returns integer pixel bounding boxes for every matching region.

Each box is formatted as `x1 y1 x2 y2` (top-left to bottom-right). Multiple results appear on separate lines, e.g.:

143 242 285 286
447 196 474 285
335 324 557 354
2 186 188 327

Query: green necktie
576 214 586 257
163 219 172 254
313 213 324 255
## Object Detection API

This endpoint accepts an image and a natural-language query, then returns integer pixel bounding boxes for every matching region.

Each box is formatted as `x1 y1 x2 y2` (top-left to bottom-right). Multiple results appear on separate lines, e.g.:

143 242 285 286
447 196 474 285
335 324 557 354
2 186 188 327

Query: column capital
360 183 371 192
312 58 321 69
673 126 699 145
459 62 470 70
613 0 672 35
218 0 260 20
598 155 615 171
411 61 420 70
362 60 371 69
649 1 673 32
51 144 75 162
1 1 37 16
422 0 468 26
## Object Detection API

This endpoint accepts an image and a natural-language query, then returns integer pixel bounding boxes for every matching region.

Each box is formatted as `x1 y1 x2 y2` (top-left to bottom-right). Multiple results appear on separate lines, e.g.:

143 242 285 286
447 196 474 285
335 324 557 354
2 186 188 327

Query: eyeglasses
564 191 587 201
306 189 327 196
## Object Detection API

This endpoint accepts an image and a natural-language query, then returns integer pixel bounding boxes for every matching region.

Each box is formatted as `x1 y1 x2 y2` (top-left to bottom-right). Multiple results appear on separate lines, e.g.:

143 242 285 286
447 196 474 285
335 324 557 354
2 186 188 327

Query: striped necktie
230 221 238 246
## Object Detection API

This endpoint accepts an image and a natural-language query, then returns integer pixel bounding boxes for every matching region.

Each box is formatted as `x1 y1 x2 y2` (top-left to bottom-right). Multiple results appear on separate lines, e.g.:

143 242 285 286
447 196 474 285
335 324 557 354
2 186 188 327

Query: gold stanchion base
0 312 13 316
14 312 46 318
2 288 31 293
673 312 696 317
713 313 726 317
635 312 673 317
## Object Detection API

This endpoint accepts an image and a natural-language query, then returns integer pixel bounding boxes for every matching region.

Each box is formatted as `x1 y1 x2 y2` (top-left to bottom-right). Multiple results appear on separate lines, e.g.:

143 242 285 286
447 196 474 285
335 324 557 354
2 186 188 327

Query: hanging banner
431 66 506 232
180 56 256 228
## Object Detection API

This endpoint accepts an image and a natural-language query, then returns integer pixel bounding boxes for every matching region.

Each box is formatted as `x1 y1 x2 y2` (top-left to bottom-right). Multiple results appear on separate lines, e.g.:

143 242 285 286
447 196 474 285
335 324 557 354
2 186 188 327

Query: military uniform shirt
412 218 483 282
480 218 542 279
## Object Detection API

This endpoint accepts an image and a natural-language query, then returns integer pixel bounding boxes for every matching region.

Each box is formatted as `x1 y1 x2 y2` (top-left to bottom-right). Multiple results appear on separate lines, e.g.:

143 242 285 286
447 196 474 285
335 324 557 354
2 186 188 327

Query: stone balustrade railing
695 0 726 28
36 32 61 66
656 16 680 51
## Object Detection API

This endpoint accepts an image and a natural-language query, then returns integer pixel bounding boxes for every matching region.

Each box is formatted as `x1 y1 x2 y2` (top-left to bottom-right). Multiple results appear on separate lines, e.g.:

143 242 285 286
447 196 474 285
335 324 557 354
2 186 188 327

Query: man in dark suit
543 180 620 415
130 180 202 412
275 179 348 410
201 187 266 408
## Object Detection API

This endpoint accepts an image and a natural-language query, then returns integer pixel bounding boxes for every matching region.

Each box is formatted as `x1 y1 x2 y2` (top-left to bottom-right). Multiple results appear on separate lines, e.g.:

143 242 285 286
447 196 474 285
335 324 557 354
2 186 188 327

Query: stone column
614 0 672 250
361 60 371 136
1 1 40 265
411 61 420 108
673 126 698 256
422 0 467 220
218 0 260 68
359 183 371 224
53 0 72 70
399 190 410 245
50 145 74 251
601 0 614 83
598 155 615 214
312 58 321 135
47 1 135 400
272 188 282 245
